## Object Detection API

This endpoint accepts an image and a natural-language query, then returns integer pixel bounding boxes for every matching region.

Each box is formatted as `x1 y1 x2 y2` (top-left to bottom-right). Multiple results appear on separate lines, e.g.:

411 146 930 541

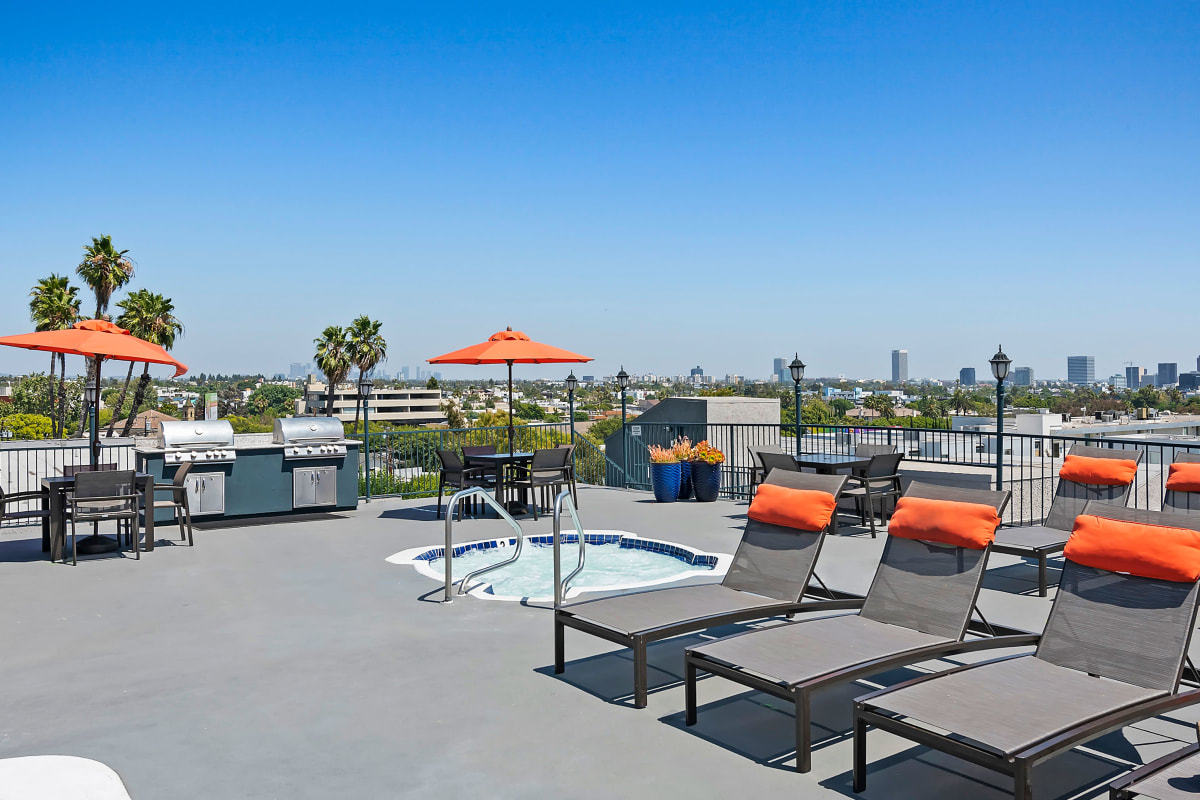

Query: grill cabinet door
312 467 337 506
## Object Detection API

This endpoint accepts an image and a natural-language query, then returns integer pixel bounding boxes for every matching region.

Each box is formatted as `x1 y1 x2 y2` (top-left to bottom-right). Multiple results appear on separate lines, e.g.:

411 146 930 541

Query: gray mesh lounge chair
1109 723 1200 798
1163 452 1200 516
854 503 1200 800
685 482 1029 773
992 444 1142 596
554 470 855 709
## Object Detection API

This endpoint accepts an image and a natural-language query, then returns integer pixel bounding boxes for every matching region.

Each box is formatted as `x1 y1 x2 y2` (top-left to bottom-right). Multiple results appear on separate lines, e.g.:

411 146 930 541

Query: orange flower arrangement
691 440 725 465
648 444 678 464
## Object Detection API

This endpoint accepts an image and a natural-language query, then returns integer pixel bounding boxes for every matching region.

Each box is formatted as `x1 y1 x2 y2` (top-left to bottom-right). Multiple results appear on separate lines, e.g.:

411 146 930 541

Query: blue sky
1 2 1196 383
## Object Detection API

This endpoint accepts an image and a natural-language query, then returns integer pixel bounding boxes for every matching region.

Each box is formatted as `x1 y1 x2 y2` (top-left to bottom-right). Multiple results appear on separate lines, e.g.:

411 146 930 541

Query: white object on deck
0 756 131 800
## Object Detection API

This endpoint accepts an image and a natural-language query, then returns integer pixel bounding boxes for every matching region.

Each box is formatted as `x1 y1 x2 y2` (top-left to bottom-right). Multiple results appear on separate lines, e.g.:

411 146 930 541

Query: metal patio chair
435 449 491 520
554 470 854 709
757 450 799 478
64 469 141 565
992 444 1142 596
1109 721 1200 798
854 504 1200 800
0 485 50 529
851 443 899 477
151 462 194 546
556 444 578 506
840 451 904 537
748 445 786 494
508 448 569 520
686 482 1026 773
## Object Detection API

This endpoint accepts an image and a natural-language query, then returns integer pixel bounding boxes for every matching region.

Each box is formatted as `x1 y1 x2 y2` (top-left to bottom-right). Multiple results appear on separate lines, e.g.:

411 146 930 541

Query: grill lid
159 419 236 450
273 417 347 445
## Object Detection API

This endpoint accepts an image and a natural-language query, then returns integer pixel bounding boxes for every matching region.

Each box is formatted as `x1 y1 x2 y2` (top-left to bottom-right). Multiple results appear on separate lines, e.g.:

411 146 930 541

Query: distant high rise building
1158 363 1179 386
773 357 789 384
891 350 908 383
1012 367 1034 387
1109 374 1127 389
1067 356 1095 385
1180 372 1200 391
1196 356 1200 372
288 362 311 379
690 365 704 377
959 367 976 386
1126 366 1146 391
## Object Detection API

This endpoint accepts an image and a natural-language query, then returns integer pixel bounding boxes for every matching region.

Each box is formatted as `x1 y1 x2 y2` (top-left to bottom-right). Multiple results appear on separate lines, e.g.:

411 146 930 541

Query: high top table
41 473 156 561
793 453 871 474
463 452 533 514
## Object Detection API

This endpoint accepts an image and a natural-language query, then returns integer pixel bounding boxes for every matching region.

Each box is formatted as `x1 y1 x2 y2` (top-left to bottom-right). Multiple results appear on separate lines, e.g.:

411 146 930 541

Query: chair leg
436 479 445 520
133 516 140 560
853 714 868 792
633 637 649 709
554 618 565 674
182 498 194 546
685 659 699 726
1038 552 1048 597
795 687 813 773
70 516 78 566
864 486 877 537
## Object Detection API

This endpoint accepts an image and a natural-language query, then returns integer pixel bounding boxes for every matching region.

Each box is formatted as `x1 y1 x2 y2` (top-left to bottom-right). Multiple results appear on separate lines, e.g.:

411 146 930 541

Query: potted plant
689 440 725 502
648 444 681 503
673 436 694 500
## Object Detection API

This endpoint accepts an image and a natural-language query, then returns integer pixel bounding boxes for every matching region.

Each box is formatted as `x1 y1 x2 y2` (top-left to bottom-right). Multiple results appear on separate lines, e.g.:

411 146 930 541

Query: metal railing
442 487 524 603
1 438 136 527
553 489 586 607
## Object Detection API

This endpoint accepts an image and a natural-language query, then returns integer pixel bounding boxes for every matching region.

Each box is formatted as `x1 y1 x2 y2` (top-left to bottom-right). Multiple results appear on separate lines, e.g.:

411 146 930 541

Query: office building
690 365 704 377
772 357 788 384
1012 367 1034 387
1109 374 1128 389
1067 356 1095 385
1126 366 1146 391
1180 372 1200 391
1157 362 1179 387
288 362 312 379
891 349 908 383
959 367 976 386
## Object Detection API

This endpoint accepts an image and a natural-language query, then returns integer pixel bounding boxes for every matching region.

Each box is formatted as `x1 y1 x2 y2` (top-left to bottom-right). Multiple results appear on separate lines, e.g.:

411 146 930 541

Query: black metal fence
1 439 136 527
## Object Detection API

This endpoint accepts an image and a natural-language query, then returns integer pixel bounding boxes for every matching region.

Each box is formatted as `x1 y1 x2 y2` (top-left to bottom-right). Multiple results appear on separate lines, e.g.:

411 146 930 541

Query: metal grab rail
442 487 524 603
552 489 586 608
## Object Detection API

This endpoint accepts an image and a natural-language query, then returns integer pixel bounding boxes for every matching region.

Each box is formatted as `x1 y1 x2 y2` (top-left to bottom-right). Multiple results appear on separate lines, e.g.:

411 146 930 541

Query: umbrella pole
91 359 101 467
507 360 515 454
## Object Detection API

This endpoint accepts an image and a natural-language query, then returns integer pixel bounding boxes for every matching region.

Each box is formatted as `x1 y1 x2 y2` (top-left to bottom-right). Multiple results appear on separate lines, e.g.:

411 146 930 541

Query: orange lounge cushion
887 496 1001 549
1058 454 1138 486
748 484 837 532
1065 514 1200 583
1166 462 1200 493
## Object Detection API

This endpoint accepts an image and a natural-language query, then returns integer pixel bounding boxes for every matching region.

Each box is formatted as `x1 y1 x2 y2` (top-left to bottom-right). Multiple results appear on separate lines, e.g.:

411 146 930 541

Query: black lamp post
989 345 1012 490
358 377 374 502
84 377 100 466
616 366 629 488
789 353 806 450
565 371 578 443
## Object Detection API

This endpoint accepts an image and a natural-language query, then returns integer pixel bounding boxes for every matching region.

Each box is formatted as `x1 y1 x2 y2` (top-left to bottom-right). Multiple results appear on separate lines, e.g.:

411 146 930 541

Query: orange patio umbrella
0 319 188 464
428 327 592 452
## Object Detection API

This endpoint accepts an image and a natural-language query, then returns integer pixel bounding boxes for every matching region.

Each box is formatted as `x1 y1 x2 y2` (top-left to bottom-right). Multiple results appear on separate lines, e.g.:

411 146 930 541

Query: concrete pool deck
1 485 1197 799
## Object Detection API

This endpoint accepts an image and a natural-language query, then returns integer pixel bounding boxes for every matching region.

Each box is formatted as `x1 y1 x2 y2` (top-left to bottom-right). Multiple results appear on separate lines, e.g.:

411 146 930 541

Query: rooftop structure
302 379 446 425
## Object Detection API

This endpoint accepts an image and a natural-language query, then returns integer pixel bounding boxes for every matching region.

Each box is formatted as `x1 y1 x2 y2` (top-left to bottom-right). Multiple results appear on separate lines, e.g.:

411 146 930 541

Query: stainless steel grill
273 418 349 460
158 420 237 464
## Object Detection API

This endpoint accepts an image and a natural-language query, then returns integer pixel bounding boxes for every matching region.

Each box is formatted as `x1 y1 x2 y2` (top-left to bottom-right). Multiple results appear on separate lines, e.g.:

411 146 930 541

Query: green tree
1 413 54 440
513 401 545 420
314 326 351 417
28 274 81 437
248 384 302 416
119 291 184 437
346 315 387 430
586 415 630 444
426 376 439 390
829 398 854 418
441 400 466 429
75 235 135 435
863 393 896 419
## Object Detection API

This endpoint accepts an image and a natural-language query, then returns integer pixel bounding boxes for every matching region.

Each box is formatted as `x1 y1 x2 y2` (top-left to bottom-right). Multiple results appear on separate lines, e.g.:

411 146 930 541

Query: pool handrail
443 487 524 603
552 489 586 608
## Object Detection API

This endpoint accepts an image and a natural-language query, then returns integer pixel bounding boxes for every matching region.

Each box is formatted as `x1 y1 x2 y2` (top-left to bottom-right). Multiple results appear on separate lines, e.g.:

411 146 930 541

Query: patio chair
509 448 569 519
992 445 1142 596
840 451 904 537
748 445 786 494
0 485 50 528
758 451 799 478
64 469 141 565
435 449 491 520
1109 722 1200 798
686 481 1026 773
1163 452 1200 516
853 503 1200 800
461 444 497 464
151 462 194 546
556 444 578 505
852 443 899 477
554 470 854 709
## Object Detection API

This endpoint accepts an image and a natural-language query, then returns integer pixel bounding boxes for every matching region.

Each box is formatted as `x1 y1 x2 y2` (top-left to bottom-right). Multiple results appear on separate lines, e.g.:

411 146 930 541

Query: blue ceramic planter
678 460 693 500
691 461 722 502
651 462 682 503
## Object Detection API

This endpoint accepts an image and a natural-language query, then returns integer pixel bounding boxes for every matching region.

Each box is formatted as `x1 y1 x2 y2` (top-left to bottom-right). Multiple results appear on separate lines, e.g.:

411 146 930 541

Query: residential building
1012 367 1034 387
959 367 976 386
302 379 446 425
1067 356 1095 385
1158 362 1179 387
1126 366 1146 391
1109 374 1128 389
891 349 908 383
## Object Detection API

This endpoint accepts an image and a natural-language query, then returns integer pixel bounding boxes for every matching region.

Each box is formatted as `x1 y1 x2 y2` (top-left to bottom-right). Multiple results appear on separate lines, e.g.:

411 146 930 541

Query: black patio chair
0 485 50 529
686 482 1025 773
758 451 799 478
840 451 904 537
64 469 141 565
851 443 899 477
992 444 1142 596
151 462 194 546
748 445 786 494
854 503 1200 800
554 470 854 709
435 449 491 520
556 444 578 505
509 448 569 519
1163 452 1200 516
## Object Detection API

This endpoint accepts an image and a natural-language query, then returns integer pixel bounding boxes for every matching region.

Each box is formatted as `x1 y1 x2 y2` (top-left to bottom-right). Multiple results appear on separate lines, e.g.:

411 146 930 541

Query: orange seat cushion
1065 514 1200 583
886 496 1002 549
748 484 837 532
1058 454 1139 486
1166 462 1200 493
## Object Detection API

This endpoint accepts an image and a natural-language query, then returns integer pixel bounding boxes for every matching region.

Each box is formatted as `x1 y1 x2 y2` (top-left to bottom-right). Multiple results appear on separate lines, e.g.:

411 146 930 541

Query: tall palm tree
28 274 81 437
107 289 161 436
863 393 896 420
120 292 183 437
75 235 135 435
346 315 387 430
313 326 351 418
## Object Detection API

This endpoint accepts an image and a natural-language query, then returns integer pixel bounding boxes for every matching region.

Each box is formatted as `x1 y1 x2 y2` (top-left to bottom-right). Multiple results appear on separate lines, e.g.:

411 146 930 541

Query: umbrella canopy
0 319 188 377
428 328 592 452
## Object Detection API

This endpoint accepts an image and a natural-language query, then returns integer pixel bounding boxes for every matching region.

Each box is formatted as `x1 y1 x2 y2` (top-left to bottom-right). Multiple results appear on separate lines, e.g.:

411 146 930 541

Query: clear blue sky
1 2 1196 383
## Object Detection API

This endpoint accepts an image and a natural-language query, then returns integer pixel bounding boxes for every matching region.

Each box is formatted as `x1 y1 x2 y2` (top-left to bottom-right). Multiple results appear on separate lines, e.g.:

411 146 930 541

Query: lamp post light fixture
565 371 578 443
358 377 374 502
84 377 101 465
616 367 629 488
789 354 806 451
989 345 1012 490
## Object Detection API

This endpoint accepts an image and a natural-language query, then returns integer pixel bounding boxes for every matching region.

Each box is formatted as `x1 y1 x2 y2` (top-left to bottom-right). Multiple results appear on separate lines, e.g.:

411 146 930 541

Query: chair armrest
153 484 189 496
0 490 48 505
845 473 902 487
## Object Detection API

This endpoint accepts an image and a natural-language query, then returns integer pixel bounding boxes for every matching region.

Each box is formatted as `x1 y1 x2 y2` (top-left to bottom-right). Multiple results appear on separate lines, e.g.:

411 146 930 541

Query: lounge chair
1163 452 1200 516
992 444 1142 596
854 503 1200 800
554 470 854 709
1109 723 1200 798
685 482 1031 773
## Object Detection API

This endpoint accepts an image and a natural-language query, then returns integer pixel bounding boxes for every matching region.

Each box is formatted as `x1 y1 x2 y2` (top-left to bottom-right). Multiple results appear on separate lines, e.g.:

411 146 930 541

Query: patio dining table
463 452 533 512
793 453 871 475
40 473 156 561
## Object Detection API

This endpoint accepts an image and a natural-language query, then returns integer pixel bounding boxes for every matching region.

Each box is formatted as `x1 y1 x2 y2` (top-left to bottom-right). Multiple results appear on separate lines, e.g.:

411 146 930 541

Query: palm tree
28 275 81 437
119 292 183 437
75 235 135 434
949 389 976 415
863 393 896 420
346 316 387 430
108 289 165 436
314 326 351 418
